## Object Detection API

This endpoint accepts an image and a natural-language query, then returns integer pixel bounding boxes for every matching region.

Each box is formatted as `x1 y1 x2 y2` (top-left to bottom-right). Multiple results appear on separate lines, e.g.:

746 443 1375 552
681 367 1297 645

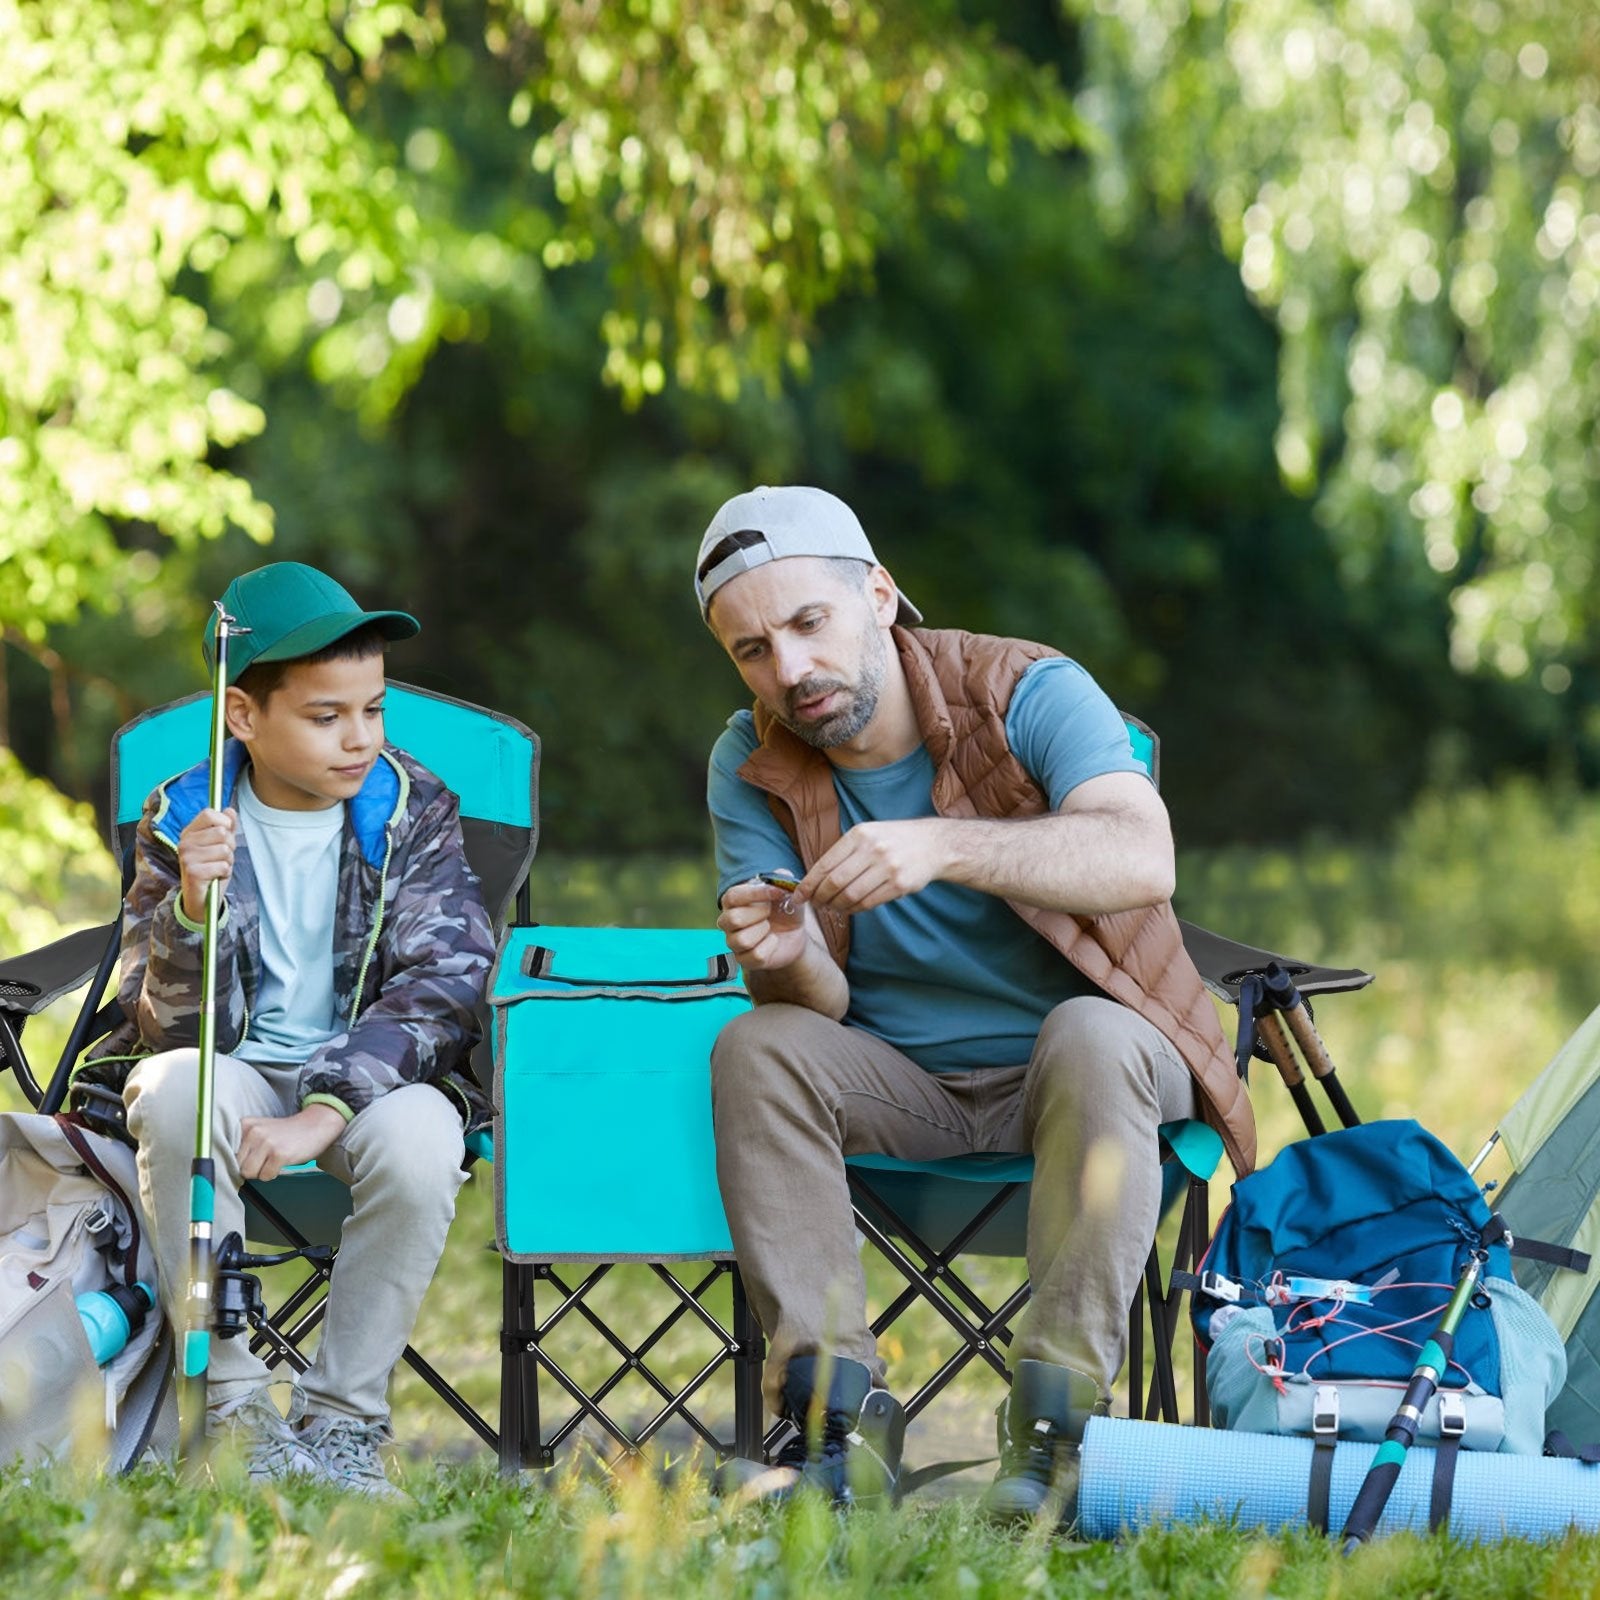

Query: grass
7 778 1600 1589
6 1458 1600 1598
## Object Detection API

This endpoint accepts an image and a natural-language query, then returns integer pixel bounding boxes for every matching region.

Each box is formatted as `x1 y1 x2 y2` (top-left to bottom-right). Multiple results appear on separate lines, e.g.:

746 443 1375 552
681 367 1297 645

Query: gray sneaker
298 1414 408 1501
207 1389 320 1482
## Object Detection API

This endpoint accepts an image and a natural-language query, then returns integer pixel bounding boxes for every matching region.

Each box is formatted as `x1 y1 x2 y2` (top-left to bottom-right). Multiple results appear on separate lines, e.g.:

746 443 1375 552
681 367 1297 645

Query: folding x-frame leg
1126 1176 1210 1424
498 1257 767 1472
847 1170 1211 1437
843 1175 1031 1432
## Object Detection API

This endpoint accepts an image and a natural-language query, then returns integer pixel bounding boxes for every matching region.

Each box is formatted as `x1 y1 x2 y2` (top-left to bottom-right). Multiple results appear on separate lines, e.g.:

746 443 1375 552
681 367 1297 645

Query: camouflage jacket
82 739 494 1132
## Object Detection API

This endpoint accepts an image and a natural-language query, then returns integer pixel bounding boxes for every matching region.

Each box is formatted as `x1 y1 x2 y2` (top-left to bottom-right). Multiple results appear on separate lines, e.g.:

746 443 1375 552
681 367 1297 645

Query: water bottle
76 1281 157 1366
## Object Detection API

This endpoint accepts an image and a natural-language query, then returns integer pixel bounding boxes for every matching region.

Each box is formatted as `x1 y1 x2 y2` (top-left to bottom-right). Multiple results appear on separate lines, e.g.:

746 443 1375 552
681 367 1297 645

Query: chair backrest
109 682 539 926
1124 713 1159 790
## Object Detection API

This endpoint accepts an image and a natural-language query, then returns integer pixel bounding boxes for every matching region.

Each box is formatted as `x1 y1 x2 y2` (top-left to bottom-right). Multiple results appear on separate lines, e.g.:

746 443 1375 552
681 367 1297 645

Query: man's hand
796 776 1175 919
717 878 811 973
237 1104 347 1182
800 819 947 916
178 806 238 924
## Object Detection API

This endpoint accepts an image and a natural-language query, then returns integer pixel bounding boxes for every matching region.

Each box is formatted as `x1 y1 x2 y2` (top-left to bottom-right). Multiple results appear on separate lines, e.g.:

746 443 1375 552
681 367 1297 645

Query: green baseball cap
202 562 419 686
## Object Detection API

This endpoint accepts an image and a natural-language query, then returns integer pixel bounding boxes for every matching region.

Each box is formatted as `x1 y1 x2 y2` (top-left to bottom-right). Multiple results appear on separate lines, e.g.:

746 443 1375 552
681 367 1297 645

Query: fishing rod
1339 1244 1487 1551
179 601 245 1465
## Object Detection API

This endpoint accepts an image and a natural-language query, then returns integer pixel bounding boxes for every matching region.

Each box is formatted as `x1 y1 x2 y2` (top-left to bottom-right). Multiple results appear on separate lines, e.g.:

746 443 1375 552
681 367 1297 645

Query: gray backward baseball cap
693 486 923 625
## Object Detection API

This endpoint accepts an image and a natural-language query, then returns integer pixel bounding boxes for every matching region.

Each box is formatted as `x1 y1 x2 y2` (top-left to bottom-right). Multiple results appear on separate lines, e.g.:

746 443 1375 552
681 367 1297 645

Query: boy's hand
178 806 238 924
238 1105 347 1182
717 876 810 973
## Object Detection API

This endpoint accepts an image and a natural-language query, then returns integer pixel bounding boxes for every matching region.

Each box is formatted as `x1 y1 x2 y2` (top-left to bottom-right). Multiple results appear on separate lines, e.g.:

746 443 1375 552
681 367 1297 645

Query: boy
78 562 494 1494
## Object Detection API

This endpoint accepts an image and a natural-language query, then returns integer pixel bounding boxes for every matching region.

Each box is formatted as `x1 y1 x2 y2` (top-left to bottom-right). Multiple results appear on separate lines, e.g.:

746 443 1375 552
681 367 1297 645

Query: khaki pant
710 996 1197 1411
125 1050 467 1425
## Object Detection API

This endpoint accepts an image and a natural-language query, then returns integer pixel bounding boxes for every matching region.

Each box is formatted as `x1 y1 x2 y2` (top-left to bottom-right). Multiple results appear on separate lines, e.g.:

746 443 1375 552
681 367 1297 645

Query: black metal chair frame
842 1167 1217 1429
837 921 1374 1436
499 1258 766 1469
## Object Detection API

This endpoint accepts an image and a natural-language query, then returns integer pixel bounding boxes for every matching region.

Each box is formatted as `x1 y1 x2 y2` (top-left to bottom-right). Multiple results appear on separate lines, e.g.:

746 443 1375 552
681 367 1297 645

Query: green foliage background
2 0 1595 876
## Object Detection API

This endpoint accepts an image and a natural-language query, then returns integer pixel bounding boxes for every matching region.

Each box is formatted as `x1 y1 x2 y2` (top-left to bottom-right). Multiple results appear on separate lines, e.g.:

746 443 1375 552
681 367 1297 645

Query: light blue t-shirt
708 657 1151 1072
233 770 344 1067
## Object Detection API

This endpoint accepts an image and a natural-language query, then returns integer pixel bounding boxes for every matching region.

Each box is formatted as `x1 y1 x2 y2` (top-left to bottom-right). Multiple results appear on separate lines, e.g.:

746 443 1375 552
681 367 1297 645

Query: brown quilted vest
735 625 1256 1176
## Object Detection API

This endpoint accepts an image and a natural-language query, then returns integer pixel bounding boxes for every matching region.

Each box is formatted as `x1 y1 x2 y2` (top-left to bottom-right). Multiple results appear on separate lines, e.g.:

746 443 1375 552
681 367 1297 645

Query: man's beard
772 623 887 749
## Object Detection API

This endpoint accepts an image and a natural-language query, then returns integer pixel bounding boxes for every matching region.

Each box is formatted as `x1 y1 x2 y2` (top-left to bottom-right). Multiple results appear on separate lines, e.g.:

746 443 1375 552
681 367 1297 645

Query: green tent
1495 1003 1600 1441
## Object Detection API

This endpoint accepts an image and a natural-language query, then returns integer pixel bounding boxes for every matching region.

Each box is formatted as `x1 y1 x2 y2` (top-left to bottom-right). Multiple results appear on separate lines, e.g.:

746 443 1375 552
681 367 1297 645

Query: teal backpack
1190 1121 1567 1458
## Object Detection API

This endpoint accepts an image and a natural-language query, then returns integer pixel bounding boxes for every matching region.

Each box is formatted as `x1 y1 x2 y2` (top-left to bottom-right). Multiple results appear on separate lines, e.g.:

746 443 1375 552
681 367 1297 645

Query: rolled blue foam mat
1078 1417 1600 1542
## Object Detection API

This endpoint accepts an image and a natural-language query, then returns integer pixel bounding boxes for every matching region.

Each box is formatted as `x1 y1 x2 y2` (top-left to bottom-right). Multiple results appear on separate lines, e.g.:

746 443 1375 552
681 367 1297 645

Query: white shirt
233 769 344 1066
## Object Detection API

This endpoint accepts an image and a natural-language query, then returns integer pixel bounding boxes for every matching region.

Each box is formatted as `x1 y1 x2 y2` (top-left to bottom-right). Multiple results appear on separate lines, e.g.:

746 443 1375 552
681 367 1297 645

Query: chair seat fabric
240 1166 352 1250
846 1119 1221 1188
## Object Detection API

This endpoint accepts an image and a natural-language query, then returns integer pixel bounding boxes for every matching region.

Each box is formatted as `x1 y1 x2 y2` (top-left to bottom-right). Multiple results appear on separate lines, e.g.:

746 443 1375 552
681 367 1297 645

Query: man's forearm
745 934 850 1019
934 808 1175 915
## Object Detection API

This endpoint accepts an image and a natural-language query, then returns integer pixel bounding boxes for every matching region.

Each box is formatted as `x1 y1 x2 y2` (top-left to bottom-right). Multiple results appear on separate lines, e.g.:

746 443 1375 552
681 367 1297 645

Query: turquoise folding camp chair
0 682 538 1455
843 935 1374 1437
839 716 1375 1434
487 923 1370 1472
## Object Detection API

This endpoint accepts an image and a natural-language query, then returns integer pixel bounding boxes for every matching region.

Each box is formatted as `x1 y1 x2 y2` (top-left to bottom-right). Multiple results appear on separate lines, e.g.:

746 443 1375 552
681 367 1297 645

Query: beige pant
124 1049 467 1425
710 996 1197 1411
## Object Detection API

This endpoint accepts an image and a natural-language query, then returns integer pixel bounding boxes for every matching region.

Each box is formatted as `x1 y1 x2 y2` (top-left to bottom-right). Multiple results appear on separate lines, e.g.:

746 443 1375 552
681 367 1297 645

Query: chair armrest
1178 919 1373 1006
0 922 118 1017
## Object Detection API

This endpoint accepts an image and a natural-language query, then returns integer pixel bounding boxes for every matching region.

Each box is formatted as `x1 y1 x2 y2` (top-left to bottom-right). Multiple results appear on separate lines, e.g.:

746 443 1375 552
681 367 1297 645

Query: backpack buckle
1438 1391 1467 1439
1199 1271 1242 1303
1312 1385 1340 1437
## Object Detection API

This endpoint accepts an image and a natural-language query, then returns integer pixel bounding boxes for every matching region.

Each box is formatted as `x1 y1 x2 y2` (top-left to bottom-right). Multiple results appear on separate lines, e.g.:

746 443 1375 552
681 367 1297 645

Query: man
698 486 1253 1522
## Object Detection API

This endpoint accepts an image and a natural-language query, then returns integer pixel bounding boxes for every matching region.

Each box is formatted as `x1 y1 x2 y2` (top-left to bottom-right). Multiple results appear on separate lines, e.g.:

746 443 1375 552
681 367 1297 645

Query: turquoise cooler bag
490 926 750 1262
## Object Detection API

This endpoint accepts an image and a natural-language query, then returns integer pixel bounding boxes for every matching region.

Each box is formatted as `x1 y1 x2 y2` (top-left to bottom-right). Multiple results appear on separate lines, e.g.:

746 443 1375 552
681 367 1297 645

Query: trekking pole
179 602 244 1466
1338 1245 1486 1551
1264 964 1361 1129
1252 1010 1327 1138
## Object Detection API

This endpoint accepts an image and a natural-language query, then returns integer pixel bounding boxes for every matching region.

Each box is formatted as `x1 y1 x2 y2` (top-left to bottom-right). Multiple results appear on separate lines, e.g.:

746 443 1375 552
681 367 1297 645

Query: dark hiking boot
978 1359 1103 1527
720 1355 905 1507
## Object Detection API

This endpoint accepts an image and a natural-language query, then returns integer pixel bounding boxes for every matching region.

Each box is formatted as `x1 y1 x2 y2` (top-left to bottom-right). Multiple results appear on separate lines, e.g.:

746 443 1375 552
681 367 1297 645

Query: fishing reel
213 1231 335 1340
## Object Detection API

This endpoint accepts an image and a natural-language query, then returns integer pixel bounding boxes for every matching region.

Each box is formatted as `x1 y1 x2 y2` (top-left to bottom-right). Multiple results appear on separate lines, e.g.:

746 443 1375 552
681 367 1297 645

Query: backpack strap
1306 1385 1339 1535
1510 1236 1592 1274
1427 1392 1467 1532
1481 1211 1591 1275
1545 1430 1600 1464
56 1116 142 1289
1168 1268 1234 1299
113 1321 175 1474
